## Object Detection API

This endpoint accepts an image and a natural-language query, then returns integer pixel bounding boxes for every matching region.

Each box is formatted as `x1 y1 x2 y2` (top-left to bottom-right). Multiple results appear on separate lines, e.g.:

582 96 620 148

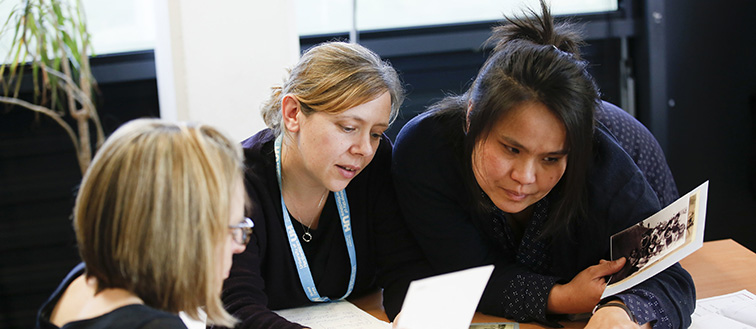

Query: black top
36 263 187 329
392 106 695 328
595 101 679 207
220 129 431 329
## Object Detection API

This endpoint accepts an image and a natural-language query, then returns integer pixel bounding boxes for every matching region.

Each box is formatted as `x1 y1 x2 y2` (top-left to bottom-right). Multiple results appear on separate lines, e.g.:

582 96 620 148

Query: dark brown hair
432 0 599 237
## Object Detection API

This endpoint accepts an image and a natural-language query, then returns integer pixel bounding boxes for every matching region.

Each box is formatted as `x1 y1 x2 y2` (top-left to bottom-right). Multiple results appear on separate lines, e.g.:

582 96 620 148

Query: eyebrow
338 115 389 128
501 136 568 156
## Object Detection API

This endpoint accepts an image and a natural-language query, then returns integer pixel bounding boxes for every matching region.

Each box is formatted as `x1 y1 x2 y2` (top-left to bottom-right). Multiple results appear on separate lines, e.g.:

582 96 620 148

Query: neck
280 139 329 228
86 277 144 308
511 205 534 225
280 138 327 198
50 276 144 327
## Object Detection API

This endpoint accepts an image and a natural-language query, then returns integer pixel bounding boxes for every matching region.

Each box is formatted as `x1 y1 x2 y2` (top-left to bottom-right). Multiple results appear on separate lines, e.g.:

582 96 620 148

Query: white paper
274 300 391 329
396 265 495 329
602 181 709 298
690 290 756 329
179 309 207 329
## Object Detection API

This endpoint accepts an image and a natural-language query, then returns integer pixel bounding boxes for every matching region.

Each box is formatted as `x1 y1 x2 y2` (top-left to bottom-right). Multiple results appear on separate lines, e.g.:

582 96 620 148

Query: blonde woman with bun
221 41 430 329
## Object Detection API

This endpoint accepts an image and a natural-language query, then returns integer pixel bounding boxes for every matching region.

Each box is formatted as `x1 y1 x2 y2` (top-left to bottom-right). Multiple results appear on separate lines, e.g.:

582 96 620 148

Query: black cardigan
220 129 431 329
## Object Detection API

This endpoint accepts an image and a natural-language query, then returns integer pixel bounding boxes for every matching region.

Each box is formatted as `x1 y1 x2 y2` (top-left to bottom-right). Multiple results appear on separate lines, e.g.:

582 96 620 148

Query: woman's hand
585 301 651 329
547 258 626 314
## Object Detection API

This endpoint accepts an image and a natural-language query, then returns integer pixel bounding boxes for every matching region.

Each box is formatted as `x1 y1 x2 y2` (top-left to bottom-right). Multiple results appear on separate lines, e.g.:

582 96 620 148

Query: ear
281 95 302 133
465 100 473 133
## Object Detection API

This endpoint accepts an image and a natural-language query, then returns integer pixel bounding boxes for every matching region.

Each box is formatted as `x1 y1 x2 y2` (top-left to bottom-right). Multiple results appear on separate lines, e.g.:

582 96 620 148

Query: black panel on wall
664 0 756 251
0 52 160 328
0 108 82 329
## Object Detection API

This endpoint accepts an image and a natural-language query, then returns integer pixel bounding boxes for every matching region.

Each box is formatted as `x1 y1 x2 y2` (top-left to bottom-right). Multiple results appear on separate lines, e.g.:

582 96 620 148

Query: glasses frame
228 217 254 245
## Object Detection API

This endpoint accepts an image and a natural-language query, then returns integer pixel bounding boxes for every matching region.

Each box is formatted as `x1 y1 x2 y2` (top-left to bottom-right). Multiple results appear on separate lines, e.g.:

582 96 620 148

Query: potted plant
1 0 103 174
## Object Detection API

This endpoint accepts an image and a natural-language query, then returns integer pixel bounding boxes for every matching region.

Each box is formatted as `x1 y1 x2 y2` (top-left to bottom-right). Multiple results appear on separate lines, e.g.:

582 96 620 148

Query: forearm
478 269 562 322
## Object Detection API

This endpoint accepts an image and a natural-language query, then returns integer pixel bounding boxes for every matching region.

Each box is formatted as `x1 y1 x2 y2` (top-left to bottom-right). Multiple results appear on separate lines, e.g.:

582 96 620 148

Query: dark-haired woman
392 3 694 328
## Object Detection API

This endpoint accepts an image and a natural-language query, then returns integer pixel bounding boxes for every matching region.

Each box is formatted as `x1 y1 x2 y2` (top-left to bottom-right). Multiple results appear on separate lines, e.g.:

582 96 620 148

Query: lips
336 164 360 179
503 188 529 202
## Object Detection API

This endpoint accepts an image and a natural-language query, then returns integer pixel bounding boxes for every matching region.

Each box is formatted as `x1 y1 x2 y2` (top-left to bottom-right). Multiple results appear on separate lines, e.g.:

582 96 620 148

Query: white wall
154 0 300 142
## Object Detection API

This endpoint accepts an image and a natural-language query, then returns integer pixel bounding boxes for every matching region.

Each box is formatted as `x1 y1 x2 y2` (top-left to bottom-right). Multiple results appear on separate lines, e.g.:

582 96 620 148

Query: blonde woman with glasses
35 119 252 329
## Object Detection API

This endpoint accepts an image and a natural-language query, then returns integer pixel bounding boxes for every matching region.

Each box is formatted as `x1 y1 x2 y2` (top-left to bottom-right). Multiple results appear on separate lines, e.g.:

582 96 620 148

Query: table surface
349 239 756 328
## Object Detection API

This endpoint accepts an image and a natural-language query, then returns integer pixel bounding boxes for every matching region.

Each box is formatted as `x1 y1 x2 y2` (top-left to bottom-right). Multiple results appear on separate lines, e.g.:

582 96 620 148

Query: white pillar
154 0 300 142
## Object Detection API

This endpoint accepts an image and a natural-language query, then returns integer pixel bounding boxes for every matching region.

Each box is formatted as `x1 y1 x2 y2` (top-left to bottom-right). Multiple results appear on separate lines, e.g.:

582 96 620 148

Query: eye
340 125 356 133
543 155 565 164
503 144 519 154
370 132 383 139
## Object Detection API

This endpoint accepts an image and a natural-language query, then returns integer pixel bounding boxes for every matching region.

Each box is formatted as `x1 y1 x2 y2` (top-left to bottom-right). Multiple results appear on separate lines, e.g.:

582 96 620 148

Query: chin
327 181 350 192
494 200 529 214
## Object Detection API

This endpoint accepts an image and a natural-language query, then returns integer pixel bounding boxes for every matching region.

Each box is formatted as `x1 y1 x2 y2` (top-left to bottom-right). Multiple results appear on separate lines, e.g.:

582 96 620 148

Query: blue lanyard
274 135 357 302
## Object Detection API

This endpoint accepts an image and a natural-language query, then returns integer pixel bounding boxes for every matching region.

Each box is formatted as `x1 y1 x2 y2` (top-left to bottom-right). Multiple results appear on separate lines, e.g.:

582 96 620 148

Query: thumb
612 257 627 268
595 257 626 276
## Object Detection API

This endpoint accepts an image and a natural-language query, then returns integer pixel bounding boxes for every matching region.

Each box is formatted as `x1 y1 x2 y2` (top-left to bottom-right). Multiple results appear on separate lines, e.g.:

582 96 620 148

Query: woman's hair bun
488 0 584 60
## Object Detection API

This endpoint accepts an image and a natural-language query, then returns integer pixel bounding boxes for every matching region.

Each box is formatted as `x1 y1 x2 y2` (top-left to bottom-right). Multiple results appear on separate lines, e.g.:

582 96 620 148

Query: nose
233 241 247 254
350 132 375 158
510 158 536 185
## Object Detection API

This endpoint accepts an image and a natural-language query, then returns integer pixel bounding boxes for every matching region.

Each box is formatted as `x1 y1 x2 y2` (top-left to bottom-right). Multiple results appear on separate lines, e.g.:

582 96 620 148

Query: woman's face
294 91 391 192
220 181 247 282
472 101 568 215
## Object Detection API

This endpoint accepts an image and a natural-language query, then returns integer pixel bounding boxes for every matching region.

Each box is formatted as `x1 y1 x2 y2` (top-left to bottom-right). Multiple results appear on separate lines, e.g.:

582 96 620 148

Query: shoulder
122 305 187 329
596 101 679 206
591 123 640 184
595 101 654 153
587 125 661 229
396 107 464 146
241 129 276 192
241 129 275 158
51 305 186 329
393 107 465 168
139 311 186 329
36 263 87 329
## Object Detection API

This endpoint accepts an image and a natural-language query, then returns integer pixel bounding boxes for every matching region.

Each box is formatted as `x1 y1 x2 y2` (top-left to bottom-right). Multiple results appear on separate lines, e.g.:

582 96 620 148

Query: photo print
601 181 709 299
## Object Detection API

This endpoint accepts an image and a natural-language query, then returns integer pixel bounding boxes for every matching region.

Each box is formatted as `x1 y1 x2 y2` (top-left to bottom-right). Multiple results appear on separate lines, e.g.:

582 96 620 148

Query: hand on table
547 258 626 314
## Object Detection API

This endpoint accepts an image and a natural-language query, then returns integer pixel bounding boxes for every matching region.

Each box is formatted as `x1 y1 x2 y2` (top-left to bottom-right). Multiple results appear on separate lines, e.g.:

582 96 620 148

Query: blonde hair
261 41 404 135
73 118 244 327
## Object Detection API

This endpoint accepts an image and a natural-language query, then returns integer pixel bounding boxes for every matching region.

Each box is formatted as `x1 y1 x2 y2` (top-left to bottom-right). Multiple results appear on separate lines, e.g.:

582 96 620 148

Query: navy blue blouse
596 102 679 207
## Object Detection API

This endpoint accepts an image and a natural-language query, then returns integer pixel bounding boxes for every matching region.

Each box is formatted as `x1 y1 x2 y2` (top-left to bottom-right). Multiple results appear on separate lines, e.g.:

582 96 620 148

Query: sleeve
370 137 435 320
392 122 493 274
218 185 305 329
478 269 562 324
596 142 695 329
595 101 679 207
611 263 695 329
392 118 560 321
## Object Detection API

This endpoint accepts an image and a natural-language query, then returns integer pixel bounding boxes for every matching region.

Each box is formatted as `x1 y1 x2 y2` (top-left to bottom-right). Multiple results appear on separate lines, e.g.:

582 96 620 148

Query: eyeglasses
228 217 254 245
